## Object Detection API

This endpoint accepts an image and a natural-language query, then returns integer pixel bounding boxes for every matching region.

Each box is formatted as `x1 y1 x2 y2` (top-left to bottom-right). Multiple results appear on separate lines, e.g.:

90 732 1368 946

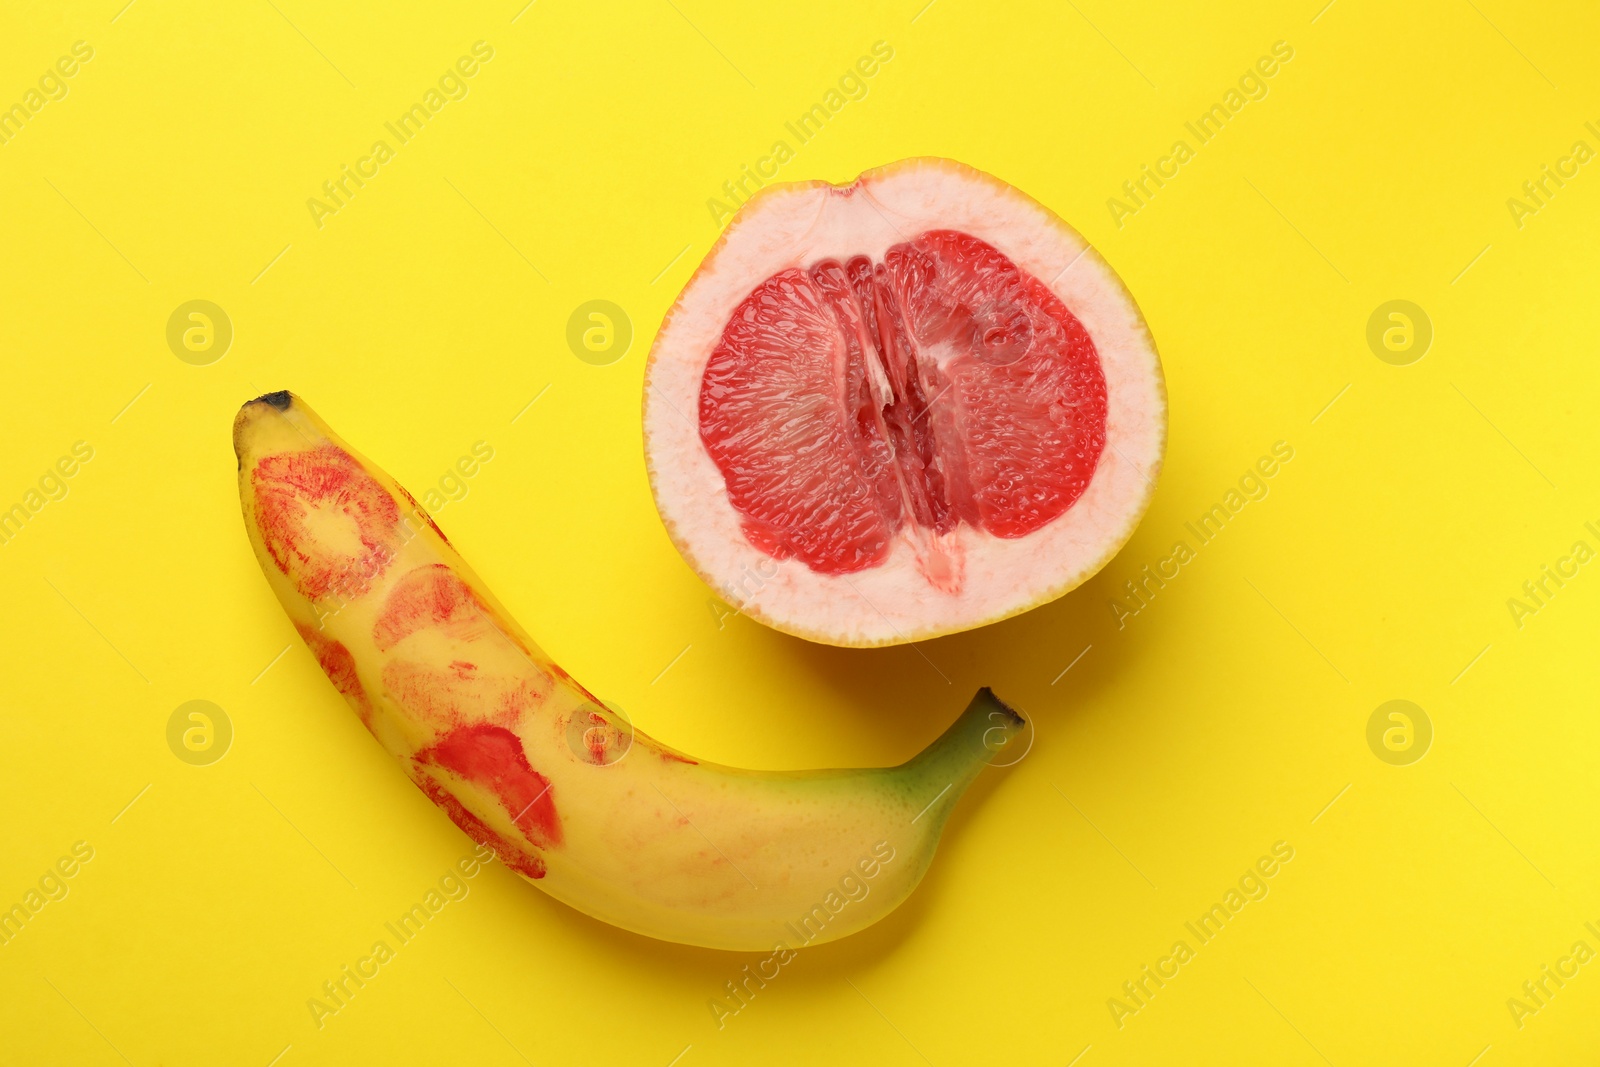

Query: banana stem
899 688 1027 816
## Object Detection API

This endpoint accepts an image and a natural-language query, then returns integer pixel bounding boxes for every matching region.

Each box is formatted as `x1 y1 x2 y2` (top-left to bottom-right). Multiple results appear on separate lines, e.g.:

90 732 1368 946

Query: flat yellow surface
2 1 1597 1063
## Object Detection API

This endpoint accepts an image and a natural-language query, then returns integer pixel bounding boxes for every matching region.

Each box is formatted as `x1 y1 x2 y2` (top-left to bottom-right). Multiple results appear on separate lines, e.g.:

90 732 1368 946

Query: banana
233 391 1026 951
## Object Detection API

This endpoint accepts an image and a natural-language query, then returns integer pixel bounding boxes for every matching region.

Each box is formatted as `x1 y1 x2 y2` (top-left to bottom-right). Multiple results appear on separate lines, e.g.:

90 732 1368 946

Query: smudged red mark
381 658 549 727
395 483 453 548
417 723 563 847
253 444 400 601
584 712 608 763
549 661 605 707
374 564 495 651
569 707 632 766
658 750 699 765
416 773 546 879
295 622 375 726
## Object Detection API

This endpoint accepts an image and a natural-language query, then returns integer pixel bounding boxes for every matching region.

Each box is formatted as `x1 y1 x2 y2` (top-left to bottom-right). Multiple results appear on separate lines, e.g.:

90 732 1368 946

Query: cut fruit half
645 157 1165 646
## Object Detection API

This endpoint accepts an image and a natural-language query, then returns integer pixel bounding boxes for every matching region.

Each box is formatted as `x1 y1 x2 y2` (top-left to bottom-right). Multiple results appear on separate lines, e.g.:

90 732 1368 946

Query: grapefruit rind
645 157 1166 647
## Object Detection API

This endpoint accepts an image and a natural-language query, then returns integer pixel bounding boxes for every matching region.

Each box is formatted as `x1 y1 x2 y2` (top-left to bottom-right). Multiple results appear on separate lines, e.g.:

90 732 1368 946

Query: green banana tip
977 686 1025 728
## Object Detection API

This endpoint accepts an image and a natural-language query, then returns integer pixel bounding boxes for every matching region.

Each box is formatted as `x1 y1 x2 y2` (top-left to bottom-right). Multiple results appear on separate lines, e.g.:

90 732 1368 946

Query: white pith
645 159 1166 647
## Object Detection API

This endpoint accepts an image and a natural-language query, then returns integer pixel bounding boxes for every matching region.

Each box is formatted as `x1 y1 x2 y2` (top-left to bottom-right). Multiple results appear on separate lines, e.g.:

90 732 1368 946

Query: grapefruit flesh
647 159 1165 646
699 229 1109 577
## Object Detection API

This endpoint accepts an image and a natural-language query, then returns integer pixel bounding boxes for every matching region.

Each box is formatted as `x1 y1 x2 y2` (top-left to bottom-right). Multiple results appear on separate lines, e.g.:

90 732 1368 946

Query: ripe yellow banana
234 391 1025 951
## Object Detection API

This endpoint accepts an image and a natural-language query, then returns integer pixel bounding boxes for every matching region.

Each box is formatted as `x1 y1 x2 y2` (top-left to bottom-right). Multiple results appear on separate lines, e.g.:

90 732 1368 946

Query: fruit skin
645 156 1168 648
234 391 1026 952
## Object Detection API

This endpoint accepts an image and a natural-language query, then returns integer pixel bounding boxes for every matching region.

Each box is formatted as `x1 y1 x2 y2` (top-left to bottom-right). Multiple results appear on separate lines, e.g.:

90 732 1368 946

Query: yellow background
2 0 1597 1063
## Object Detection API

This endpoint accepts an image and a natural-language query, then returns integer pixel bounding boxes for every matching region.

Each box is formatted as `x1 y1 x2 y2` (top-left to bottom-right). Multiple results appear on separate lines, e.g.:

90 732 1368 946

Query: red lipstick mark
381 659 549 727
549 662 605 707
374 564 492 651
569 707 634 766
417 723 563 848
253 444 400 601
416 773 546 879
395 483 453 548
295 622 374 727
582 710 607 762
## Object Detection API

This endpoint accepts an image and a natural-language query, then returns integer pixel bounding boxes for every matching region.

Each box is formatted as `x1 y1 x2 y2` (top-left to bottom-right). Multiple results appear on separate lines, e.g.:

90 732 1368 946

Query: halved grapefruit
645 158 1165 647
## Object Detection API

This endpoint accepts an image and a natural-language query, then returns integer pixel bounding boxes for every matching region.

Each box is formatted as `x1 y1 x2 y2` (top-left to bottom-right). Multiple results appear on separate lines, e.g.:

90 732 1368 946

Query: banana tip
978 687 1025 727
234 389 299 461
248 390 294 410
